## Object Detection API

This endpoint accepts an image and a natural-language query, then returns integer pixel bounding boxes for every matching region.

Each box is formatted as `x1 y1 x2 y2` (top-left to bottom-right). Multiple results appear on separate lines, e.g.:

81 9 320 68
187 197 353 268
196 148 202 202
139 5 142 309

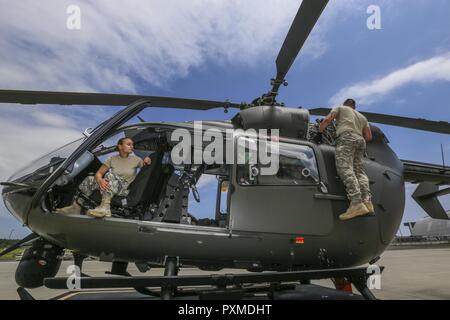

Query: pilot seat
78 152 174 220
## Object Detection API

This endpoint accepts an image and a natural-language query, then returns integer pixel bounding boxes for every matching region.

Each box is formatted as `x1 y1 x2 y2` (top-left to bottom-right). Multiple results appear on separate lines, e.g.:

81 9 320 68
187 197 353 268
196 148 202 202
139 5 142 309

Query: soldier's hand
98 178 110 191
143 156 151 166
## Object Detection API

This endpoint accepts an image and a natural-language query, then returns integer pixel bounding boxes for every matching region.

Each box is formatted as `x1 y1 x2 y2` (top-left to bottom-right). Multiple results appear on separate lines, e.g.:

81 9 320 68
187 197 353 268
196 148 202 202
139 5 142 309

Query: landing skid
19 265 382 300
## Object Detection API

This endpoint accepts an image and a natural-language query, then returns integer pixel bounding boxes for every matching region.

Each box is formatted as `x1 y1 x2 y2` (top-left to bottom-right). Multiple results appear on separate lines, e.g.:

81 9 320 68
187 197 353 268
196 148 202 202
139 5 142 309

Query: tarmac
1 247 450 300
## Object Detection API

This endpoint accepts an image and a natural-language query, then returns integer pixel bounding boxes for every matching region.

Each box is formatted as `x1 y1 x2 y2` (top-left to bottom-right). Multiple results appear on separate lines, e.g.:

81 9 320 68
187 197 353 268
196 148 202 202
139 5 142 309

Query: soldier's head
343 98 356 109
116 137 134 154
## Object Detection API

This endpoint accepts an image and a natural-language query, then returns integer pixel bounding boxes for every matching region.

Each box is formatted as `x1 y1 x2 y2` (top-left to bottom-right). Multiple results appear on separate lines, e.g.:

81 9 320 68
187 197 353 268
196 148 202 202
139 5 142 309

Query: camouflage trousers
335 132 372 203
78 171 130 198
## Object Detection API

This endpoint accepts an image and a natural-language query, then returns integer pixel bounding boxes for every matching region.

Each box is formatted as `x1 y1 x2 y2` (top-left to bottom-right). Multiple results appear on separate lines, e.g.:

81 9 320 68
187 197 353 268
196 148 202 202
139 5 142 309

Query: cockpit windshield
8 137 85 184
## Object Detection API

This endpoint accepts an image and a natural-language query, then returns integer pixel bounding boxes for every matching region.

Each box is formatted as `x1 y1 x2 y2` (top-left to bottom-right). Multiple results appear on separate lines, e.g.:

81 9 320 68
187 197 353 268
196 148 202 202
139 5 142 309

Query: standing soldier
319 98 374 220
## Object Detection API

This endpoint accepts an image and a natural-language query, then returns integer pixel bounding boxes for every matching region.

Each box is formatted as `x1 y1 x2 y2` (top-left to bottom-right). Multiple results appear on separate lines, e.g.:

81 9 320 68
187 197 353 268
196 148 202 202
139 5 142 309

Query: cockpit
39 124 232 228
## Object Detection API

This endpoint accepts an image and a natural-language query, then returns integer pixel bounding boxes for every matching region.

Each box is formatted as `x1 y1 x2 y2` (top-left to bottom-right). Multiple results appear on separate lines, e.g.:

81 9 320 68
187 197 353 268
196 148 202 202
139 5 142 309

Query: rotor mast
256 0 329 106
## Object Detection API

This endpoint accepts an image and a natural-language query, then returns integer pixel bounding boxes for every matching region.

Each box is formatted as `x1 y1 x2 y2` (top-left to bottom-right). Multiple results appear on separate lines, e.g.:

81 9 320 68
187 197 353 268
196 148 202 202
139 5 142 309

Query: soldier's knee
83 175 94 183
336 165 353 176
80 175 94 186
104 172 114 180
356 173 369 181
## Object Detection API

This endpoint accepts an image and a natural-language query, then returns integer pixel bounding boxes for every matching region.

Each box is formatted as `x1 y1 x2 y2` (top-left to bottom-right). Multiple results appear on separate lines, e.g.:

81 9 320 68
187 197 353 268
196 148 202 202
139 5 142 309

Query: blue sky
0 0 449 238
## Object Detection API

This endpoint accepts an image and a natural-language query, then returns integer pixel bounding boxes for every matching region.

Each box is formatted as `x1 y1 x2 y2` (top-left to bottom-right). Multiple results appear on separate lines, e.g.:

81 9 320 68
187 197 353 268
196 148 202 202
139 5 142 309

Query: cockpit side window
237 139 319 186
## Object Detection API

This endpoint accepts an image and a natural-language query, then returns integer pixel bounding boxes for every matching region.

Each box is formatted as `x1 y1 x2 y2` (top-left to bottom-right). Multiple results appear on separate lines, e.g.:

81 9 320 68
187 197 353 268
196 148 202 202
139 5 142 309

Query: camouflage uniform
78 171 130 198
335 131 371 204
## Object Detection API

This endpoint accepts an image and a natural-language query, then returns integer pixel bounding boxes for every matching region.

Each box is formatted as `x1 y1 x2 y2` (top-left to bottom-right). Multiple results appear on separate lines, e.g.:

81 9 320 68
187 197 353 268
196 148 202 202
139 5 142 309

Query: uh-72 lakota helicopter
1 0 450 300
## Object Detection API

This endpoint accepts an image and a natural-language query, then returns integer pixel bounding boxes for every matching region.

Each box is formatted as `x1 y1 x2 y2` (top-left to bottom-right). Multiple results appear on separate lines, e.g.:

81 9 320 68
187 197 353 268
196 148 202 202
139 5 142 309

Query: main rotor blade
272 0 329 93
309 108 450 135
0 89 240 111
402 159 450 185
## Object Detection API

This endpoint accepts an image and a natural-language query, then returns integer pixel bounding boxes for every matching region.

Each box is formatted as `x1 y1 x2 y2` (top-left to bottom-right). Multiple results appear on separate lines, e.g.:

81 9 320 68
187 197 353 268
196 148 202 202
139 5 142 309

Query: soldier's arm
95 164 110 191
363 125 372 142
319 111 337 133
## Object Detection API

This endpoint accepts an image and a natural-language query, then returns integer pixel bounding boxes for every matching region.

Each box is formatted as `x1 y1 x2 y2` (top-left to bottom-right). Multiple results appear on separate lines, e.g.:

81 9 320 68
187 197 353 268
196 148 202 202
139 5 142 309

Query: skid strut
161 257 179 300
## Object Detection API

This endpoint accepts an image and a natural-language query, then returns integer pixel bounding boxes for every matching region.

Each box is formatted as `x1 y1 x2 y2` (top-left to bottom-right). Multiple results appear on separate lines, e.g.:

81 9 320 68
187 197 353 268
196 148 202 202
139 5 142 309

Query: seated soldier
55 138 151 218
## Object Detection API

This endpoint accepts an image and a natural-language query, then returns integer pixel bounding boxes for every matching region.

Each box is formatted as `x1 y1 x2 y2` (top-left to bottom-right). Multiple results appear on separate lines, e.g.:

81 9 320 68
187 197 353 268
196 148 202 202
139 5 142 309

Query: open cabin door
229 135 334 236
30 100 149 213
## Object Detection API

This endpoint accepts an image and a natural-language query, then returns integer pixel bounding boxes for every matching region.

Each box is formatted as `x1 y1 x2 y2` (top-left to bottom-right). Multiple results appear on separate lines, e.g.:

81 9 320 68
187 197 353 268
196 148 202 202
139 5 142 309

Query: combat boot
339 202 370 221
363 200 375 213
87 195 112 218
55 199 81 215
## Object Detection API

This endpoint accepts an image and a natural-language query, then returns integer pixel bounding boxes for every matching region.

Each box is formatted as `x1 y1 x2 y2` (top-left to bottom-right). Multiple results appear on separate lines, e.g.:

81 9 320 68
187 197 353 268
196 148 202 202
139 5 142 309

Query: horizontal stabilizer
412 182 450 220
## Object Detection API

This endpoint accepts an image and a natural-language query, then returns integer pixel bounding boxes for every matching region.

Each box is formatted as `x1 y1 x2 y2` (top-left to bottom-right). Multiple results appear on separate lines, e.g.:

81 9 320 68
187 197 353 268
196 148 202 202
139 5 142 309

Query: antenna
441 144 446 168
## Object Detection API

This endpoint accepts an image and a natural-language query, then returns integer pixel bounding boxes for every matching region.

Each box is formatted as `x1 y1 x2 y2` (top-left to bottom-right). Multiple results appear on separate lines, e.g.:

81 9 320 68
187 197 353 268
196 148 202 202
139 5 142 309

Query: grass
0 248 24 261
0 239 17 248
0 239 24 261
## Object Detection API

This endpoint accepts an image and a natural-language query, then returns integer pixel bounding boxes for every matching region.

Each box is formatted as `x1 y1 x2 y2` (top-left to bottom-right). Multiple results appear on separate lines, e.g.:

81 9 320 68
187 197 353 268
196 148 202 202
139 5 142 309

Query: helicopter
1 0 450 300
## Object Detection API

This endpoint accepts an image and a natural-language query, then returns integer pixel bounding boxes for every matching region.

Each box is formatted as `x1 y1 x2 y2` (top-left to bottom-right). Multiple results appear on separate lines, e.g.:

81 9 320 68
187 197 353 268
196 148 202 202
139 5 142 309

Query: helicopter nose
1 183 32 224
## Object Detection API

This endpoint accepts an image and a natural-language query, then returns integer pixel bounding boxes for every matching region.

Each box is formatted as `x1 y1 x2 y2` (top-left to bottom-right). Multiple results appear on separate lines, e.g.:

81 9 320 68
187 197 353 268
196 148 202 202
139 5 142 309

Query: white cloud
196 174 217 190
0 0 304 92
0 0 372 94
329 52 450 106
0 106 82 181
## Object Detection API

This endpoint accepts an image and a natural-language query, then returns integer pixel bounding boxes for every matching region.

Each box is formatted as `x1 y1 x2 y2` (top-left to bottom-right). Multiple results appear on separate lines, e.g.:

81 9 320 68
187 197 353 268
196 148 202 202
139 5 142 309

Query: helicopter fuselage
2 120 405 272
